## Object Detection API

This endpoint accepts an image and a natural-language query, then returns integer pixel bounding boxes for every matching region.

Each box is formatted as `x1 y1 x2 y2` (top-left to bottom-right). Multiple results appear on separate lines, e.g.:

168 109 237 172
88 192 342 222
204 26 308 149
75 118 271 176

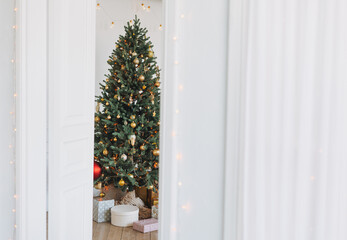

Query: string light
110 21 115 29
147 6 151 12
180 14 185 19
158 24 163 31
173 36 178 41
96 3 101 10
174 60 179 65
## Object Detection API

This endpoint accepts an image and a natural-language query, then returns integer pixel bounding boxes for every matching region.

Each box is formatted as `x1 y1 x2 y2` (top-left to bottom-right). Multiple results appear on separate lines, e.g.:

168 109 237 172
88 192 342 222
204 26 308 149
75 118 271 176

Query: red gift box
133 218 158 233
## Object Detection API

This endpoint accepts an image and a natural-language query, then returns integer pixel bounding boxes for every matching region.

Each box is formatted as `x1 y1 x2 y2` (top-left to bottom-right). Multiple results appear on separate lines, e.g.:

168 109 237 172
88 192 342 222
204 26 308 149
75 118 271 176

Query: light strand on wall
96 1 163 30
10 0 18 239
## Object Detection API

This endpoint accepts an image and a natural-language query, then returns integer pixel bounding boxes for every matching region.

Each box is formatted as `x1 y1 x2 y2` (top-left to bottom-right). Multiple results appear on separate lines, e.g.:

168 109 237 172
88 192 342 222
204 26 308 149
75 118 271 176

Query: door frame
17 0 244 239
16 0 48 239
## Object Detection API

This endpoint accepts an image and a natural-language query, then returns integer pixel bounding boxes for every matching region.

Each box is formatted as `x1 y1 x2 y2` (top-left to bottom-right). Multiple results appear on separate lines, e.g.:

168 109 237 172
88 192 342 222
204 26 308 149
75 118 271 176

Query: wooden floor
93 221 158 240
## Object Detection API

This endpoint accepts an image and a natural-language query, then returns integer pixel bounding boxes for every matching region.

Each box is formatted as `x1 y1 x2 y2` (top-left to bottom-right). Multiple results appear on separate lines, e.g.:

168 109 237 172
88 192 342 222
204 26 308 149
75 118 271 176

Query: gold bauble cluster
155 82 160 87
148 51 154 58
140 145 145 151
133 58 140 65
95 116 100 122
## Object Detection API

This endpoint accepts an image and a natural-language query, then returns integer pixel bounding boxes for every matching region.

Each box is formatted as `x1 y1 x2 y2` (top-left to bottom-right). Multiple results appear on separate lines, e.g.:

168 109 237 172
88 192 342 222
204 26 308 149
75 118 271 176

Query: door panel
48 0 95 239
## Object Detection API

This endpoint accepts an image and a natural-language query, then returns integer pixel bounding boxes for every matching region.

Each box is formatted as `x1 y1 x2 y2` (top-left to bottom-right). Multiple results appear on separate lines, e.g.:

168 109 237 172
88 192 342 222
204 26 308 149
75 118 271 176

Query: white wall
96 0 163 96
0 1 16 238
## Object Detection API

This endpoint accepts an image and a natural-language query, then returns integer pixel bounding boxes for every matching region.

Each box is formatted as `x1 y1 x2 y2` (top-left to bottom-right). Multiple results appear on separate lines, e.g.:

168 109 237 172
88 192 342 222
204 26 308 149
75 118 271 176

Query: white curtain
240 1 347 239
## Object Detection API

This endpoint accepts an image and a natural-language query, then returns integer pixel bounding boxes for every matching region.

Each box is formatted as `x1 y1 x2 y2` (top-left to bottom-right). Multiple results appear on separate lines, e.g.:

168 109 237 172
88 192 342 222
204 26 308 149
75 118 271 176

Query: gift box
111 205 139 227
133 218 158 233
135 187 158 207
93 198 115 223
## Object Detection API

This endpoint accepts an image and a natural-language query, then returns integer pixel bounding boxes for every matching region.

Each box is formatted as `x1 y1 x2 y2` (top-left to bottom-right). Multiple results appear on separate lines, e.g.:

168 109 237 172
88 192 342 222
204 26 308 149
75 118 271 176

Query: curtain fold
241 1 347 239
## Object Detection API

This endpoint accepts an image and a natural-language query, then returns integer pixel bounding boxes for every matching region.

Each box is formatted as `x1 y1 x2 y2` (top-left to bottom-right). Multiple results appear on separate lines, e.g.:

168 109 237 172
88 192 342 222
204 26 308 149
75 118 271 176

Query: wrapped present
135 187 158 207
103 184 127 201
151 199 158 219
93 197 115 223
93 188 101 197
133 218 158 233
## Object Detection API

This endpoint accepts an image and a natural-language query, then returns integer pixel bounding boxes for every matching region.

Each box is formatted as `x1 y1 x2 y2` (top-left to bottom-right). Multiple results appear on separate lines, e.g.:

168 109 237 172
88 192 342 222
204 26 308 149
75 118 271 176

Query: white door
47 0 95 239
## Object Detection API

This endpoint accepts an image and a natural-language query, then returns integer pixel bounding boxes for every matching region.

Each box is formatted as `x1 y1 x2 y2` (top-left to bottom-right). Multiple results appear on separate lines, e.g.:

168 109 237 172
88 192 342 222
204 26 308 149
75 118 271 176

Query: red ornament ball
94 161 102 180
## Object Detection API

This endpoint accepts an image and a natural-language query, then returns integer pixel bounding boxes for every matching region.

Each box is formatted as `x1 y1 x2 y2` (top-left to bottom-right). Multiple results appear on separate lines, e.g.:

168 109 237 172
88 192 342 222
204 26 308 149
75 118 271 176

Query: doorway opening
93 1 163 239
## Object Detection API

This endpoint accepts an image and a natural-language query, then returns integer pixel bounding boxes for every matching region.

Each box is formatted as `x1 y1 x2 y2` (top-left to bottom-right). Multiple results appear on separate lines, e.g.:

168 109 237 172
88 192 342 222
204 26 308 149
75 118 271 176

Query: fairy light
159 24 163 31
11 0 18 237
173 36 178 41
175 109 180 114
147 6 151 12
178 182 182 186
96 3 101 10
174 60 179 65
180 14 185 19
110 21 115 28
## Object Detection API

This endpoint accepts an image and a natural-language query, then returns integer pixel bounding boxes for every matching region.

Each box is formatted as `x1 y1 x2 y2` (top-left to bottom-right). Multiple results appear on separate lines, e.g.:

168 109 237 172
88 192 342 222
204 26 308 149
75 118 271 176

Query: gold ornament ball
114 137 117 142
155 82 160 87
103 149 108 156
132 52 137 57
142 85 146 90
133 58 140 65
131 122 136 128
140 145 145 151
105 85 109 90
95 116 100 122
119 179 125 186
148 51 154 58
130 115 136 120
139 75 145 81
99 192 105 198
107 115 111 120
106 102 109 106
153 149 160 156
117 114 120 119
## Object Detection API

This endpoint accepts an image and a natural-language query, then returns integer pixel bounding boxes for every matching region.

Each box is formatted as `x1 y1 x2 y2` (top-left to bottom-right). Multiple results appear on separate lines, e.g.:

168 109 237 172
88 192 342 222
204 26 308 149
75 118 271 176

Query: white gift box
111 205 139 227
93 198 115 223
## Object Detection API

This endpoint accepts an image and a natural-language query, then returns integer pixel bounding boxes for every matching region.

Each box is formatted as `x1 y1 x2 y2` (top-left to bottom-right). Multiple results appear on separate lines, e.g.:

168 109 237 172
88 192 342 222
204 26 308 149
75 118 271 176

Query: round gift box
111 205 139 227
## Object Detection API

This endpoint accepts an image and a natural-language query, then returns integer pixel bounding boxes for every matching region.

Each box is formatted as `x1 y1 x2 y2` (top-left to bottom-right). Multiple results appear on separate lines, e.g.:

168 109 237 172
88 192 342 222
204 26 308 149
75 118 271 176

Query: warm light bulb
14 194 17 199
174 61 179 65
12 209 16 213
147 6 151 12
178 182 182 186
14 128 17 132
96 3 101 10
158 24 163 31
173 36 177 41
14 8 18 12
11 59 15 63
180 14 185 19
14 225 17 229
12 25 16 29
175 109 180 114
110 22 115 28
9 161 14 165
14 93 17 97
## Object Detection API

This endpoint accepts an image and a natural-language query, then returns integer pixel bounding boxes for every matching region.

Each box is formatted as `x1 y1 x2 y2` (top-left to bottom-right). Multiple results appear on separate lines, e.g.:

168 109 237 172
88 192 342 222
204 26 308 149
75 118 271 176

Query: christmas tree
94 17 160 192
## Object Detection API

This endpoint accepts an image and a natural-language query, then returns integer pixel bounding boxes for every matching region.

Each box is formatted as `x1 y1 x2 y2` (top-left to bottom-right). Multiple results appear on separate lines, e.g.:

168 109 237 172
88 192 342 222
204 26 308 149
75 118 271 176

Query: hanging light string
11 0 18 239
96 1 163 30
